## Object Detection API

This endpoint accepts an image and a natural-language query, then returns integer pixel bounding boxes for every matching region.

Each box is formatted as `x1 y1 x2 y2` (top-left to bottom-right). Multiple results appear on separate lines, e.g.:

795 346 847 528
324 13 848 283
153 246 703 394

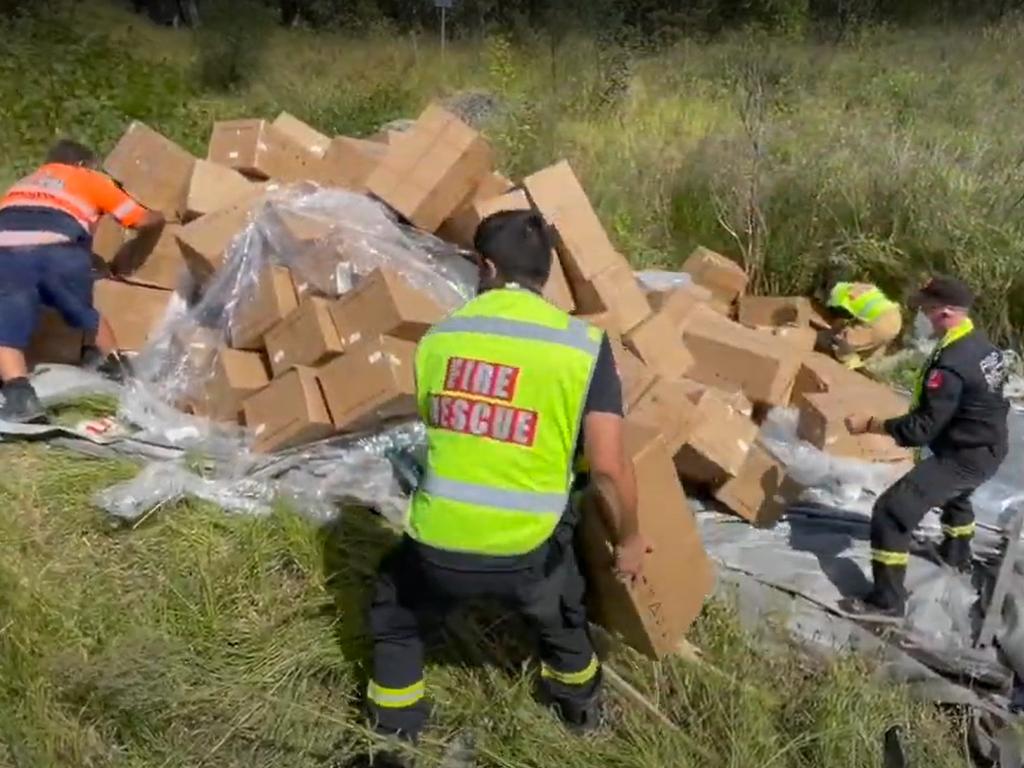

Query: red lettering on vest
442 357 520 402
428 394 537 446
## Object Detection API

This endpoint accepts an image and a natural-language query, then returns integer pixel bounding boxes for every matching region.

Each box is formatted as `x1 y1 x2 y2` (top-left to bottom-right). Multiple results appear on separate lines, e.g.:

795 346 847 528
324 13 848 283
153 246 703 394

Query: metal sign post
434 0 454 62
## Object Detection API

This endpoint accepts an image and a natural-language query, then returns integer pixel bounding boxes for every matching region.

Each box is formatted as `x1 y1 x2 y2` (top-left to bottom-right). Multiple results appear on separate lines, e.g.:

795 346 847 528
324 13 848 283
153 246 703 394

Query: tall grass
0 443 969 766
2 3 1023 341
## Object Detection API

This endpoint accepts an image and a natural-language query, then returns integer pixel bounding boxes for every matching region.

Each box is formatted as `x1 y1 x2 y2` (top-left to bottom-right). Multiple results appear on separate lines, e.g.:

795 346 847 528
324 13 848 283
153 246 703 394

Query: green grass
2 3 1024 344
0 443 970 767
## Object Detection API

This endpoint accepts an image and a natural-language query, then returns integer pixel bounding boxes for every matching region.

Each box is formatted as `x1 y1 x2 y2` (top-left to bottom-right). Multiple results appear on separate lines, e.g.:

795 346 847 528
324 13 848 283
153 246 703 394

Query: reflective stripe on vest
829 283 898 324
408 287 599 557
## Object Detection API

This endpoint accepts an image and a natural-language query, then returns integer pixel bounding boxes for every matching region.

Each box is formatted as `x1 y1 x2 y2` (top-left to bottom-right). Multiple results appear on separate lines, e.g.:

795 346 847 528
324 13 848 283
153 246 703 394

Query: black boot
840 562 907 623
938 536 972 573
542 670 604 735
0 378 47 424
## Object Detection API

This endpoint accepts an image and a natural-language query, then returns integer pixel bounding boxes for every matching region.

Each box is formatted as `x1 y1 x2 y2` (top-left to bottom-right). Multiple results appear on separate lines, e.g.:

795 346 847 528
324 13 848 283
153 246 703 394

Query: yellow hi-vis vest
828 282 899 325
408 286 602 557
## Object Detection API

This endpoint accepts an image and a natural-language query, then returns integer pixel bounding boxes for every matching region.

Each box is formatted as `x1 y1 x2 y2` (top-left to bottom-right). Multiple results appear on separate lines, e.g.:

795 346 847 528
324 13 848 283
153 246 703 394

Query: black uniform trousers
367 525 599 739
871 445 1005 600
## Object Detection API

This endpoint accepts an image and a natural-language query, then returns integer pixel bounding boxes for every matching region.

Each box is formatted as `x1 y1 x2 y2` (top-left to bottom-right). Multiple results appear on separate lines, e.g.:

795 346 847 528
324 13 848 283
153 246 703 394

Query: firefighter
364 210 648 759
0 139 164 423
844 276 1009 619
821 281 903 369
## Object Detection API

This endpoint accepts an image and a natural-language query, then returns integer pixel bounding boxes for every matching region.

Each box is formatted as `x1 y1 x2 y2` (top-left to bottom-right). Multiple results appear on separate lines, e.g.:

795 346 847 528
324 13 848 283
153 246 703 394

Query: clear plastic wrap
128 184 475 433
634 269 694 293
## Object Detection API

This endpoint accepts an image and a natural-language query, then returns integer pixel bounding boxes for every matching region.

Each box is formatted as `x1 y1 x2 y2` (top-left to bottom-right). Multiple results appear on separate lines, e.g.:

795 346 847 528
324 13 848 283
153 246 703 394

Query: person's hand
845 413 873 435
614 534 653 585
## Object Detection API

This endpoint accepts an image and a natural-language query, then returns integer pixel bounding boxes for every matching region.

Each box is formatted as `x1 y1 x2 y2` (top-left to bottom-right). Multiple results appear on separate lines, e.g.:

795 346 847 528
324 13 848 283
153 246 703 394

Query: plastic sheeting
129 184 475 446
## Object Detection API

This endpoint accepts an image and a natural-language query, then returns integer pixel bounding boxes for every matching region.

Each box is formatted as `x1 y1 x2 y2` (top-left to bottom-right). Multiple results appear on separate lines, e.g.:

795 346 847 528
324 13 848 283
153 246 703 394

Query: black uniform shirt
884 325 1009 455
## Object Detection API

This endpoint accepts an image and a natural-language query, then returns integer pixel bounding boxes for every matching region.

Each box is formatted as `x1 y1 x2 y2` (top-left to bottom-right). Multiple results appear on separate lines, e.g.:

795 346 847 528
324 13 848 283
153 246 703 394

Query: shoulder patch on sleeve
926 369 945 390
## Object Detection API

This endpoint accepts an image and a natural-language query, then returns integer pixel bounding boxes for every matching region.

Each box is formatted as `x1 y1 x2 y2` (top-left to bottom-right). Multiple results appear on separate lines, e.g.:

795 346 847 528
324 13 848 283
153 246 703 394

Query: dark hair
473 209 553 288
45 139 98 167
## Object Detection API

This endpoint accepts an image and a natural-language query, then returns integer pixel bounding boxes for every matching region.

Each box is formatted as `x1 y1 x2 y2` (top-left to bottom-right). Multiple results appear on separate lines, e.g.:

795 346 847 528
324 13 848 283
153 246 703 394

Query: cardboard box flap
103 121 196 219
272 112 331 157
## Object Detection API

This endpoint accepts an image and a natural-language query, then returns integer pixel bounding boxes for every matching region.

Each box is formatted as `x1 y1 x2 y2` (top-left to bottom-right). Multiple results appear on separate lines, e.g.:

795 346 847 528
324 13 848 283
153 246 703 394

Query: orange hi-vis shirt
0 163 147 234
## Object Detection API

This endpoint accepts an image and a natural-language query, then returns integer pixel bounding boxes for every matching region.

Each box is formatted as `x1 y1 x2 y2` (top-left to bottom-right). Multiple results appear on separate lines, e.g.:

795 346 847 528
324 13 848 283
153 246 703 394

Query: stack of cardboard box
26 102 924 661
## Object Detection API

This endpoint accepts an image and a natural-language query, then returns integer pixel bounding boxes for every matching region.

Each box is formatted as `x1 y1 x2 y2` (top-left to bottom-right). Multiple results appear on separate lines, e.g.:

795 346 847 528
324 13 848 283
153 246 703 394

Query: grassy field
0 2 1010 765
0 442 972 767
1 2 1024 341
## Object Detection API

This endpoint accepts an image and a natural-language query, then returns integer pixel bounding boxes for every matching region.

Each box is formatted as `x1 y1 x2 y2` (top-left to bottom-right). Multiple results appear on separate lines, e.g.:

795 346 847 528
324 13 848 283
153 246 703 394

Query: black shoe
838 595 905 624
552 691 604 735
0 379 48 424
938 537 972 573
83 347 133 383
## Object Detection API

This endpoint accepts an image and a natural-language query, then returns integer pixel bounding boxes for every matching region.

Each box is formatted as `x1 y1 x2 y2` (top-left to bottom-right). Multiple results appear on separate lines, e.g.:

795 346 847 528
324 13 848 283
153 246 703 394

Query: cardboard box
682 247 748 307
647 282 719 321
523 161 624 287
314 136 387 192
790 351 875 409
738 296 819 328
175 199 257 281
103 122 196 219
676 378 755 418
272 112 330 157
317 335 417 432
609 338 657 412
93 280 172 351
26 309 83 367
757 325 818 353
797 390 912 462
682 317 802 407
171 325 221 376
438 183 524 249
206 348 270 422
627 377 701 455
116 223 187 290
229 265 299 350
186 159 258 219
329 267 445 349
208 119 319 181
243 366 334 453
92 215 127 265
623 311 693 379
574 263 651 334
366 104 494 231
264 297 344 376
714 443 803 527
675 388 758 485
580 424 715 659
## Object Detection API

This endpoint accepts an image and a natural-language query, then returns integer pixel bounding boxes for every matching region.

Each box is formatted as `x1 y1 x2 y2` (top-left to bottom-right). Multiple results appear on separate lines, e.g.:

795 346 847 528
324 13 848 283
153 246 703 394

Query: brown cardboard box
366 104 494 231
175 199 257 281
314 136 387 192
608 338 657 411
627 378 701 455
580 424 715 659
117 223 187 290
272 112 330 157
230 266 299 350
623 311 693 379
265 297 344 376
676 378 755 418
26 309 83 367
682 317 802 407
437 180 522 248
739 296 819 328
574 263 651 334
757 325 818 353
103 122 196 219
523 161 624 288
317 335 417 432
790 351 875 409
682 247 748 307
797 390 912 462
186 159 258 219
93 280 172 351
544 256 577 314
243 366 334 452
329 268 445 349
714 443 803 527
208 119 319 181
675 388 758 485
92 215 127 265
171 325 221 376
646 282 721 322
206 348 270 422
